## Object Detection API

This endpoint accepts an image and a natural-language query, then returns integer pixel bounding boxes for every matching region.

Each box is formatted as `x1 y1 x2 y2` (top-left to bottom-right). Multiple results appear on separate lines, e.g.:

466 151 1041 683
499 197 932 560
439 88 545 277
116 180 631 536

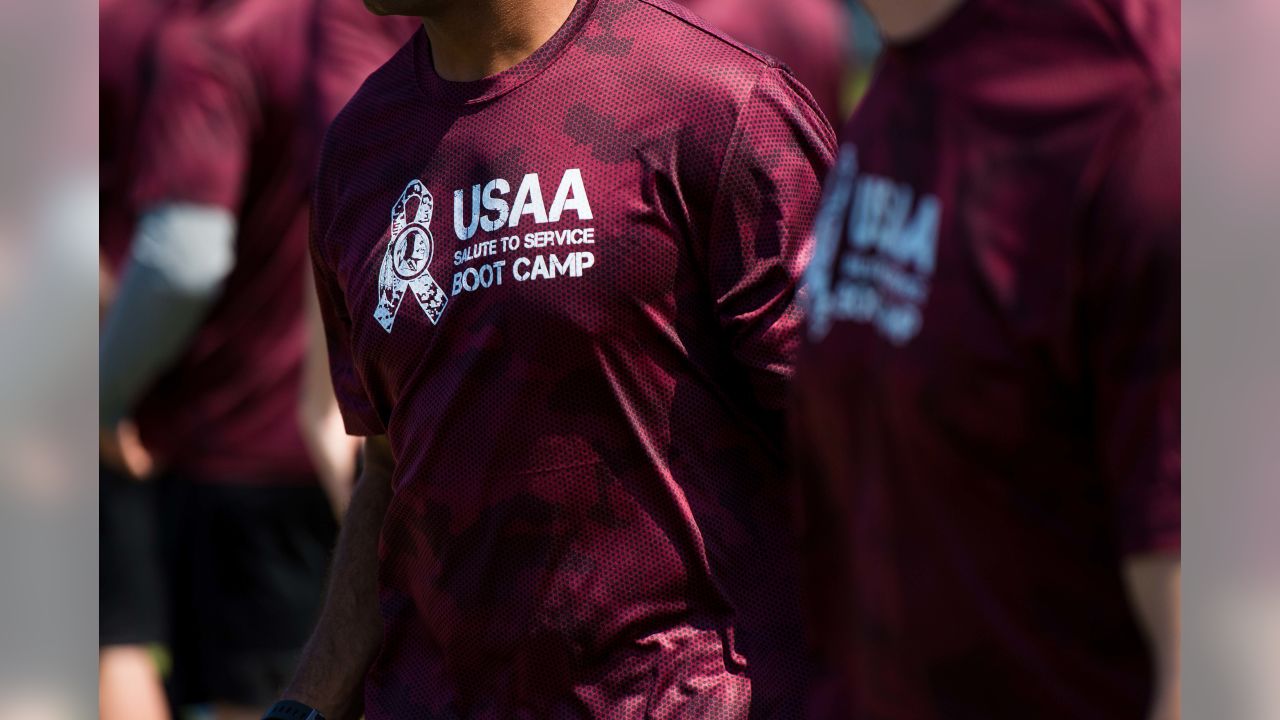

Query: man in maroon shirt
272 0 834 718
99 2 208 717
98 0 338 717
793 0 1180 718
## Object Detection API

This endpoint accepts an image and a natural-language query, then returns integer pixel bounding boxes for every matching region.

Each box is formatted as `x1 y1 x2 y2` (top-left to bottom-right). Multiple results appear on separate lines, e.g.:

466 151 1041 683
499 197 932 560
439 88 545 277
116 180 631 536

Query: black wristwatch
262 699 326 720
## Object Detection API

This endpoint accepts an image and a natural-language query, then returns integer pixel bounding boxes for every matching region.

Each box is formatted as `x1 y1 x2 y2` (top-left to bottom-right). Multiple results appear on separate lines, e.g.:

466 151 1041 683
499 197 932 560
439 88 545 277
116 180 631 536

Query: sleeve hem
1121 531 1181 557
339 408 386 438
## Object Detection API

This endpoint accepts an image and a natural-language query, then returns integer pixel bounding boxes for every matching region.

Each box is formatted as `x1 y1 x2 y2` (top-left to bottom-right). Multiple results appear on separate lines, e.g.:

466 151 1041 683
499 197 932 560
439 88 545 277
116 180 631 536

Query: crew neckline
414 0 598 106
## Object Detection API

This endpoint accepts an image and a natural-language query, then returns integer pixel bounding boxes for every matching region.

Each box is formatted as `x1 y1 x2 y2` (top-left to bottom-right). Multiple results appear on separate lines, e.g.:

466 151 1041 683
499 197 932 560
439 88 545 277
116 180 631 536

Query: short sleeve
309 159 386 437
1081 91 1180 555
706 65 838 432
131 20 256 212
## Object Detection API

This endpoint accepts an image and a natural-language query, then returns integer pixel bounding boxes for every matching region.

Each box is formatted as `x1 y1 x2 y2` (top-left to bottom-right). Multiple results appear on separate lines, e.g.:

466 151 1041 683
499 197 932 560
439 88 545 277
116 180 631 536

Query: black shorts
100 464 168 647
162 478 338 707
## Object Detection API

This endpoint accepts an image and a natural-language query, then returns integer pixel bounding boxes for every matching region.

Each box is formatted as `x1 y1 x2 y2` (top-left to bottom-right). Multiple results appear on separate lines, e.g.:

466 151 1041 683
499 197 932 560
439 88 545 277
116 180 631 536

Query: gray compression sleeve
99 203 236 426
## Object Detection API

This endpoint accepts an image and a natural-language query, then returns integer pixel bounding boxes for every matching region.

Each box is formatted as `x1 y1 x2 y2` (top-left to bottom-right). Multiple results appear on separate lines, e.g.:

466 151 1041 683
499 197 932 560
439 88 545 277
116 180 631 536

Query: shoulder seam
705 63 775 253
633 0 782 69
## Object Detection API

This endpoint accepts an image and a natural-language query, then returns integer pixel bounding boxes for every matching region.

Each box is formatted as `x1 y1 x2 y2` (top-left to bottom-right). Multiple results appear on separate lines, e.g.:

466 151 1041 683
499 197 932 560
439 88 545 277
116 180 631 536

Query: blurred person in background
674 0 852 125
297 0 419 518
794 0 1180 718
307 0 421 128
268 0 833 718
99 1 212 717
98 0 339 717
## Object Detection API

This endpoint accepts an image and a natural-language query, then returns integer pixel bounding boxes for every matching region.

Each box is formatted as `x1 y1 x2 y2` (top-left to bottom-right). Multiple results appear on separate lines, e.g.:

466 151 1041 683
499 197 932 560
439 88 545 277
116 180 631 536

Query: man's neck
861 0 966 44
421 0 579 82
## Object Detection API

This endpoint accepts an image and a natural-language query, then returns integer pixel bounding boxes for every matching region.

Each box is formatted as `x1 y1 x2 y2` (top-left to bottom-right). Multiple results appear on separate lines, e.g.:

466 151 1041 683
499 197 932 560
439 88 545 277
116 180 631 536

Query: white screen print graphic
805 144 941 345
375 179 449 332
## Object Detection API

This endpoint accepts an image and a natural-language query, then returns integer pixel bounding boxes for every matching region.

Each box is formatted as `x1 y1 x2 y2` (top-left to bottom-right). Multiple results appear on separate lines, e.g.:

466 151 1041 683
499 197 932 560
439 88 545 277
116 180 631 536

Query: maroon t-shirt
793 0 1180 717
676 0 848 126
129 0 319 482
311 0 835 714
100 0 201 270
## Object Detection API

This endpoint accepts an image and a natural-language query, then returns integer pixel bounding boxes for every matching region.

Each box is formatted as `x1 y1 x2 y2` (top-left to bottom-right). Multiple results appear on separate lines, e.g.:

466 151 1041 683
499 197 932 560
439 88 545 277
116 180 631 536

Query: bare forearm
299 410 361 519
1124 554 1180 720
298 283 361 519
283 438 393 720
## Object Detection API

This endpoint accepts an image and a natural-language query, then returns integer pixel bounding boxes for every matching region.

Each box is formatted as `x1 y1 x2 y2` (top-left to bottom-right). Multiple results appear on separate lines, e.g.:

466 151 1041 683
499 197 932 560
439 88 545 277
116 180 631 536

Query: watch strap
262 699 326 720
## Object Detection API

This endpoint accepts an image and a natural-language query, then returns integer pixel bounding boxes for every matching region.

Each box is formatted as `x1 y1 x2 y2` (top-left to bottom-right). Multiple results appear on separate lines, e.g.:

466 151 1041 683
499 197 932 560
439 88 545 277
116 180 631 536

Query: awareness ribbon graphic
374 179 448 331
